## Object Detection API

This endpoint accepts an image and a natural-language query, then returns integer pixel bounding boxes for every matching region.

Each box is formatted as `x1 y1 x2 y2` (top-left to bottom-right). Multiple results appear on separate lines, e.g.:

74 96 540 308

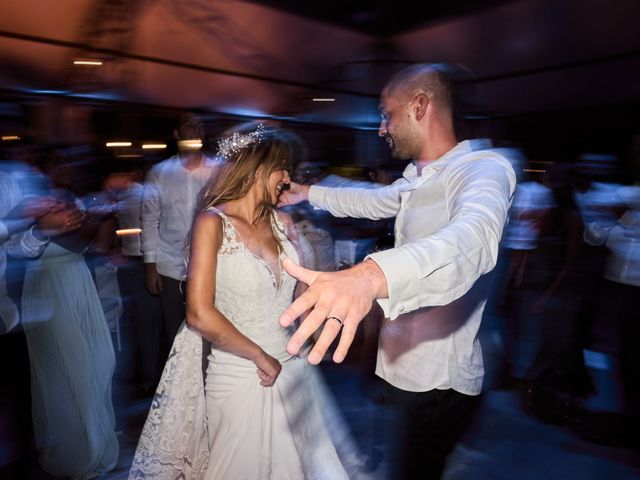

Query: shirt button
398 305 405 312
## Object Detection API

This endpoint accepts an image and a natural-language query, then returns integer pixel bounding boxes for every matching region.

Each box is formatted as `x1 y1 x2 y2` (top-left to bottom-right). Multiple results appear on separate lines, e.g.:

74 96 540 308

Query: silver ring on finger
326 316 343 328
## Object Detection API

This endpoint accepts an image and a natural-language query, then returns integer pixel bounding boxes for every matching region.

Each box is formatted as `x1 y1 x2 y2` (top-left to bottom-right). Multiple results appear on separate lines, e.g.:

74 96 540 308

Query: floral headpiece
216 124 265 159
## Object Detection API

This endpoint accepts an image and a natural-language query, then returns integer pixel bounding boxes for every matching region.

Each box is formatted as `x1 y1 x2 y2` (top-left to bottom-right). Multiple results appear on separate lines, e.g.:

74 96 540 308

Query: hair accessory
217 124 265 159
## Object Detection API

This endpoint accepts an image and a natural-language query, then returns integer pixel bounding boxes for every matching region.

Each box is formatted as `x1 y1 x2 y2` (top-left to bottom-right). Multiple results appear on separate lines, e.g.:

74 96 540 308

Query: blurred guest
305 166 391 269
286 161 336 271
288 208 335 271
584 145 640 449
368 161 403 187
141 114 219 350
497 150 555 380
523 165 594 422
106 161 164 393
574 154 623 231
0 159 84 475
19 151 119 478
0 164 77 332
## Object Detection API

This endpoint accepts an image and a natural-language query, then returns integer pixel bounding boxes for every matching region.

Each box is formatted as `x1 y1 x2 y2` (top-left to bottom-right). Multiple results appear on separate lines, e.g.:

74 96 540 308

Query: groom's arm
280 181 402 221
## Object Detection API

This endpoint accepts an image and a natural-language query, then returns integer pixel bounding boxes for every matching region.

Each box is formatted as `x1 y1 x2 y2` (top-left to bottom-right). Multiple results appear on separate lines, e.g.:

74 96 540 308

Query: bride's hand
254 350 282 387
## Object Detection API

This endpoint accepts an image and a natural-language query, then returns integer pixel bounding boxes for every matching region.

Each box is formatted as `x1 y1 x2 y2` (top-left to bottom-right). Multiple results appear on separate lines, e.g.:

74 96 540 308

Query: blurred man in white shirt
141 114 219 347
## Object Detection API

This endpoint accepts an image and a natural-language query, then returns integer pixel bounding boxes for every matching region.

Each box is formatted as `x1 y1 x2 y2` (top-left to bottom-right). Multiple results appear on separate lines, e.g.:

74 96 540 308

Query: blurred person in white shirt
141 114 220 349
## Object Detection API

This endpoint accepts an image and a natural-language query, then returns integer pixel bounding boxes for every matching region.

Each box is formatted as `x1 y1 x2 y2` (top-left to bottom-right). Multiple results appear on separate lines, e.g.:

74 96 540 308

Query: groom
279 63 516 478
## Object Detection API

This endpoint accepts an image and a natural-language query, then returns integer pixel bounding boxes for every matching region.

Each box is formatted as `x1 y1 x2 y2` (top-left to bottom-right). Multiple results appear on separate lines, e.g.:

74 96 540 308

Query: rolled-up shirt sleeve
369 157 515 319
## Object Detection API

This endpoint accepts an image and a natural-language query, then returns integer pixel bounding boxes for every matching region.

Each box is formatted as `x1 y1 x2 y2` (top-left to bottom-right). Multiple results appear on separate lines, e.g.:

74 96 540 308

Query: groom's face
378 88 416 161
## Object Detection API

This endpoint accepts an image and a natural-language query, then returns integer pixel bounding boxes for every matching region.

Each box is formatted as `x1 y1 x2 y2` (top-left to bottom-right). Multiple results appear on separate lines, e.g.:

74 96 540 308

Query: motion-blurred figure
584 145 640 450
522 164 594 421
0 162 79 332
497 150 555 380
141 113 220 350
19 151 119 478
107 160 164 394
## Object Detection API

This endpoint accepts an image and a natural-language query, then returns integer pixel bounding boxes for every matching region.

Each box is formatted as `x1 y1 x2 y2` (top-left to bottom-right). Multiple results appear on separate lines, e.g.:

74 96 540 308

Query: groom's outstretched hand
277 182 309 207
279 258 388 365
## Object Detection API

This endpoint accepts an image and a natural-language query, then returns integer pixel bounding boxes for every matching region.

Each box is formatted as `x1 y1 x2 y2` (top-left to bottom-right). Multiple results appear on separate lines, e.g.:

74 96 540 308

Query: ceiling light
178 139 202 150
106 141 132 147
116 228 142 236
74 59 103 66
1 135 21 141
312 98 335 102
142 143 167 149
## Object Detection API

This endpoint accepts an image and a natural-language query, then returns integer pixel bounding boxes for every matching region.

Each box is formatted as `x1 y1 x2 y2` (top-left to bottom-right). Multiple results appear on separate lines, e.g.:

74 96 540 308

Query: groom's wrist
359 259 388 299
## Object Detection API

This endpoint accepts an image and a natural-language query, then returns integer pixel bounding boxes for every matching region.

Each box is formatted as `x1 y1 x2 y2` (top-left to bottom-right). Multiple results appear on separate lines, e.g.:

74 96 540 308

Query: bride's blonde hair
196 121 295 224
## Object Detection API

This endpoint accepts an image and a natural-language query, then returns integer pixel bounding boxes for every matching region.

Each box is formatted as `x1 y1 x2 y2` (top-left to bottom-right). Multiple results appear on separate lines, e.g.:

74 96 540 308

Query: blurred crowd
1 112 639 477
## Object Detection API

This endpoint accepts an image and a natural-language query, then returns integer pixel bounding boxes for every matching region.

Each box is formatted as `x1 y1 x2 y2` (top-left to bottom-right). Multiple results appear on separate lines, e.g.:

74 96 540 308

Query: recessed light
116 228 142 236
74 60 103 66
178 139 202 150
142 143 167 149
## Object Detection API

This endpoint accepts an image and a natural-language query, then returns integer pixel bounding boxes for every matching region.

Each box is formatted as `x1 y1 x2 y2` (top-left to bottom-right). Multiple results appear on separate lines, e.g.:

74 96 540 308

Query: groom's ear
413 93 429 121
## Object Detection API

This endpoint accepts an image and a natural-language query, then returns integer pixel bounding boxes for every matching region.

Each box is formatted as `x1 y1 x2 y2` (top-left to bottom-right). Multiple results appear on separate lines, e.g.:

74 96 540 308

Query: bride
129 122 359 479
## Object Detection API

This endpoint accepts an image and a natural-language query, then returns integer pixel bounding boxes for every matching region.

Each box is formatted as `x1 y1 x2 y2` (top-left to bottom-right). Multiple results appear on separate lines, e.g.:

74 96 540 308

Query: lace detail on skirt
128 325 209 479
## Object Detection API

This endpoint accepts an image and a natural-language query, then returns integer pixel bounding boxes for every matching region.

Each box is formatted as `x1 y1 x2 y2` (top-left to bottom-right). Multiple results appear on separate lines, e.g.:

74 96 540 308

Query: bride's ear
254 165 264 181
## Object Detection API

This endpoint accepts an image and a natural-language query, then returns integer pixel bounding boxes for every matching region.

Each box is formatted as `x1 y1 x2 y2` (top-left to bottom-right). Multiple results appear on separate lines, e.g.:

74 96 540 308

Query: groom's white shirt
309 141 516 394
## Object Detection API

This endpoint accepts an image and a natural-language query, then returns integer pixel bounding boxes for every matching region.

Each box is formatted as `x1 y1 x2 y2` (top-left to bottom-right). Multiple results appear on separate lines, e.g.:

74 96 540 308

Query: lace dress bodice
210 207 299 354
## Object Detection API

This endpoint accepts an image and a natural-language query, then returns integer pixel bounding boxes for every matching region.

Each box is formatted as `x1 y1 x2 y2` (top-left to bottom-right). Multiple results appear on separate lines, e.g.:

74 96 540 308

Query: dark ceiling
248 0 518 36
0 0 639 135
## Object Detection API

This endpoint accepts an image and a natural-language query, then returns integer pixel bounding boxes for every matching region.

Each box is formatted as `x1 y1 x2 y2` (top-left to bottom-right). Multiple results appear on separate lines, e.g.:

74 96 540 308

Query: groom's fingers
279 260 322 328
307 316 343 365
282 258 319 286
279 288 319 328
332 312 360 363
285 303 328 356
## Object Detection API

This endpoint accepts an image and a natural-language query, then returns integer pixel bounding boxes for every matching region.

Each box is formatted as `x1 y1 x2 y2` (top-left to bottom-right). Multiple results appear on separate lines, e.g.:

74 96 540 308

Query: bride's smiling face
267 168 290 205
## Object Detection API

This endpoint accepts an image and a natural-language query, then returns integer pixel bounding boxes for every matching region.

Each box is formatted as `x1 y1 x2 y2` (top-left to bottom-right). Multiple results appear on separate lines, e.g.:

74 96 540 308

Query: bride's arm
186 210 282 386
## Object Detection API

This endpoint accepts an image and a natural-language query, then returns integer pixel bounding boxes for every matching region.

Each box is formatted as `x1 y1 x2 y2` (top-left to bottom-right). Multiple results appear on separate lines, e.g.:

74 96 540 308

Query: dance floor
3 333 639 479
99 365 640 479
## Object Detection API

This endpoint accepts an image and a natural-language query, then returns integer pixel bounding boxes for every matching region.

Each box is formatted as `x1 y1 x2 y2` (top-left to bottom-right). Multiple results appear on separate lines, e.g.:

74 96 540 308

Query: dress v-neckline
215 208 284 291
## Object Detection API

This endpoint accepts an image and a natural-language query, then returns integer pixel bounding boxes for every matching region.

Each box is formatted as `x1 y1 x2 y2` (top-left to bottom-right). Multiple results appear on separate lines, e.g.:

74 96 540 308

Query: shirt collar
402 140 474 182
174 153 217 171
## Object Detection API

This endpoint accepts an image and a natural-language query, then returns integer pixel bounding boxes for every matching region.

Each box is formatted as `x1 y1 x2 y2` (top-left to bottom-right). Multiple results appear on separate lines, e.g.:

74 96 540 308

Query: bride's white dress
129 208 358 479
